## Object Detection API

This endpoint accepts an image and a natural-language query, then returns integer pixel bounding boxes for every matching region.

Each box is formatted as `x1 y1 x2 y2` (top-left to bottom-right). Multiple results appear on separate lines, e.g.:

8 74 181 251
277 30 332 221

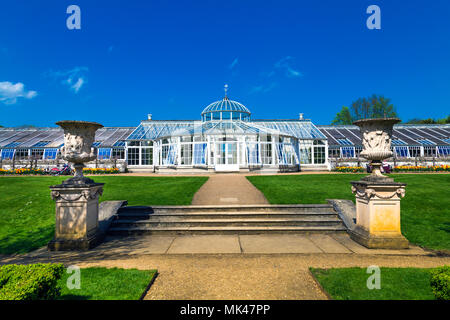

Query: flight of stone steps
107 204 347 235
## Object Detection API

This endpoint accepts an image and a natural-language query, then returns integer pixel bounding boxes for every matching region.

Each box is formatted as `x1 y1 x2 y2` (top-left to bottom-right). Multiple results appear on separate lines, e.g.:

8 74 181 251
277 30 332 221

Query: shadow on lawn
439 222 450 233
0 226 54 255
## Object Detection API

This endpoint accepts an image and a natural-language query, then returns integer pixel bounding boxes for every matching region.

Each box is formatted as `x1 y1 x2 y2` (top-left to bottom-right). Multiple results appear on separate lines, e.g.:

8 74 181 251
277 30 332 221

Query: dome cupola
201 85 251 122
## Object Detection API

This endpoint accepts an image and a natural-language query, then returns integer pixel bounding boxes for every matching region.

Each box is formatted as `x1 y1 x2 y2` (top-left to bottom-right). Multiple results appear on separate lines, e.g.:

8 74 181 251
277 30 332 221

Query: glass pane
222 112 231 120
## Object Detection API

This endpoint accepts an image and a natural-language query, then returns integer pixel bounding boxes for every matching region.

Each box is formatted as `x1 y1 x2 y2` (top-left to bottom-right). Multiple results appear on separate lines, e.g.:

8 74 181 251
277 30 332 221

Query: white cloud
249 82 277 94
44 66 88 94
286 67 302 78
274 56 303 78
70 77 84 93
229 58 238 69
0 81 37 105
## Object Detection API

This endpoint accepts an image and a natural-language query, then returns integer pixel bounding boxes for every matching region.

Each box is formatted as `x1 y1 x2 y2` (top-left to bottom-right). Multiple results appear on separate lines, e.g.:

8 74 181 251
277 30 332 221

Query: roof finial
224 84 228 99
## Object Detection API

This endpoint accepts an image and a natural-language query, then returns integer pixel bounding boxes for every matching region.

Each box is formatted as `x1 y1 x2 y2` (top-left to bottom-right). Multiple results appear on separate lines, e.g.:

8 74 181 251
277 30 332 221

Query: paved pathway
1 234 444 300
192 174 269 205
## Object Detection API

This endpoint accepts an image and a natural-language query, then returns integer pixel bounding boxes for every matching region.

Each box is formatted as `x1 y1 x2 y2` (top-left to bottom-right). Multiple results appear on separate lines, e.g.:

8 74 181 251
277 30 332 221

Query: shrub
430 266 450 300
0 263 65 300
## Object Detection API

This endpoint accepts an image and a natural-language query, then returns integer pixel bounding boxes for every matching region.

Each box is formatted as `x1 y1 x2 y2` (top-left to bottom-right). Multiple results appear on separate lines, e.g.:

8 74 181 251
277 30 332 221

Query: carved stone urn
353 118 400 180
349 118 408 249
56 120 103 185
48 120 105 251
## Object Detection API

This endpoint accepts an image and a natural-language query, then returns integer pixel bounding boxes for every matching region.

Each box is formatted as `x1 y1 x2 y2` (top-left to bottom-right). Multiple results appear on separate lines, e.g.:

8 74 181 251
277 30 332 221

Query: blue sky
1 0 449 127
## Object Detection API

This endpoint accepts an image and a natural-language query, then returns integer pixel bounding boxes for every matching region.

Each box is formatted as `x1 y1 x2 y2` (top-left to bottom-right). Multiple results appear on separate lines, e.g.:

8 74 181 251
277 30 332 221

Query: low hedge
430 266 450 300
0 263 65 300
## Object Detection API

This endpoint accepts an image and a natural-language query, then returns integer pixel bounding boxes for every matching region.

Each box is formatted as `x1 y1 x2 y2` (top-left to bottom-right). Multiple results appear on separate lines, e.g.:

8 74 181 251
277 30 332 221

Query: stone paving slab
308 234 352 253
330 233 428 255
167 235 241 254
0 233 430 266
99 236 175 255
239 234 323 254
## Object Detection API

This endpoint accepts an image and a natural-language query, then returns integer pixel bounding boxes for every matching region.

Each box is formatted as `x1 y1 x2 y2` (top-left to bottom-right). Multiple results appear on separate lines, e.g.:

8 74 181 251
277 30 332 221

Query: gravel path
68 253 449 300
191 174 269 205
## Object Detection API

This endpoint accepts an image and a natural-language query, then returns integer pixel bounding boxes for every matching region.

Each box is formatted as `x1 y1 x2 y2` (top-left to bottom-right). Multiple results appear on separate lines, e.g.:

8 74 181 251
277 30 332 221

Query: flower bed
83 168 119 174
334 166 365 173
394 165 450 172
0 167 120 175
334 165 449 173
0 168 45 175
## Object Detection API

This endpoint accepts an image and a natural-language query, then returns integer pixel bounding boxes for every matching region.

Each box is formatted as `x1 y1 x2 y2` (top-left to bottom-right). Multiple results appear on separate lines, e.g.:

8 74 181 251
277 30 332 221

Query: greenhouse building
1 89 449 173
125 93 328 172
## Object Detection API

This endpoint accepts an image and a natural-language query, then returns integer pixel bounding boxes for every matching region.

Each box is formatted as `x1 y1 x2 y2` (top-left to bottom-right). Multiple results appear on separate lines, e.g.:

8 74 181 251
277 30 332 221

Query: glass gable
43 148 59 160
1 149 15 159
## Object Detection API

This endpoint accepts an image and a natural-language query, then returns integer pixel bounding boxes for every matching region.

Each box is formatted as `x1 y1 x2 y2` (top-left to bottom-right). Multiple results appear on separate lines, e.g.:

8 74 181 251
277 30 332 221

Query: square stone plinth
48 183 104 251
350 179 409 249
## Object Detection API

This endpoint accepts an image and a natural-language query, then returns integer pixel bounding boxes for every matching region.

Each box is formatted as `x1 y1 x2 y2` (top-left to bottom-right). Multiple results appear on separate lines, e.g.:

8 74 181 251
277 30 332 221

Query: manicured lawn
310 267 436 300
247 174 450 250
58 267 156 300
0 176 208 254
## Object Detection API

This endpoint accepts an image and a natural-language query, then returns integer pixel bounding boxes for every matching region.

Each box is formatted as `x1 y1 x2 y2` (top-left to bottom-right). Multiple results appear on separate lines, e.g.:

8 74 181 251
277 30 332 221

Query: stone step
115 211 338 220
117 204 334 214
107 225 347 236
111 218 343 228
108 204 346 236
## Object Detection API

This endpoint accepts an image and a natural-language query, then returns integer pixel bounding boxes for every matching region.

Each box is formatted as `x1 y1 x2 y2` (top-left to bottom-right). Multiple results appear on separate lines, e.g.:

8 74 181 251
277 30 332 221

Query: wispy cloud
44 67 88 93
68 77 84 93
274 56 303 78
250 56 302 94
249 82 277 94
229 58 238 69
0 81 37 105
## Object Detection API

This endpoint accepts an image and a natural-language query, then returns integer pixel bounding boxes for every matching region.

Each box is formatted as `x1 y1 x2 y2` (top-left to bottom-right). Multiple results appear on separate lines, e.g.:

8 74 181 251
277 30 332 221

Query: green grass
58 267 156 300
0 176 208 254
310 267 437 300
247 174 450 251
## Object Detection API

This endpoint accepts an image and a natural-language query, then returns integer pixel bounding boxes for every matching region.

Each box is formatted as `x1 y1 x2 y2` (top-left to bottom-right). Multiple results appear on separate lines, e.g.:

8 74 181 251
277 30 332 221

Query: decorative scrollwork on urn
55 120 103 185
352 185 406 200
353 118 401 178
51 187 103 202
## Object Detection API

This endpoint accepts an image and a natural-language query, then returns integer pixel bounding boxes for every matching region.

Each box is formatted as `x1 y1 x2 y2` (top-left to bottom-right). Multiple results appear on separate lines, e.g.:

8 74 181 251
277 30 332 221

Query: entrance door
215 142 239 172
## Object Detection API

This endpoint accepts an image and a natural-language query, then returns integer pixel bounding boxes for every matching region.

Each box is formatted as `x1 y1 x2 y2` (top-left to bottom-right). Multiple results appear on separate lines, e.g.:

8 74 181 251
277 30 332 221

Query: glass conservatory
2 90 448 172
125 93 329 172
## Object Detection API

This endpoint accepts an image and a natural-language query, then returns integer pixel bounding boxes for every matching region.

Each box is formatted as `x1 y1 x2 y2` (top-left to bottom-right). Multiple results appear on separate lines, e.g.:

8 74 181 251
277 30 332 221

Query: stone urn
56 120 103 185
353 118 400 180
48 120 105 251
350 118 408 249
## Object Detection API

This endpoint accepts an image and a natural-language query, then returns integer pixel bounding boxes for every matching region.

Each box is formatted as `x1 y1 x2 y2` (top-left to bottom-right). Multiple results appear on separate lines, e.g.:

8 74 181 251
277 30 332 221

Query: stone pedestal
350 179 409 249
48 183 104 251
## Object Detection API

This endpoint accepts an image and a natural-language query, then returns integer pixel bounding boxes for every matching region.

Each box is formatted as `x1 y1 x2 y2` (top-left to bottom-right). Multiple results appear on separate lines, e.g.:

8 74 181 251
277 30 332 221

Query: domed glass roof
201 97 251 115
